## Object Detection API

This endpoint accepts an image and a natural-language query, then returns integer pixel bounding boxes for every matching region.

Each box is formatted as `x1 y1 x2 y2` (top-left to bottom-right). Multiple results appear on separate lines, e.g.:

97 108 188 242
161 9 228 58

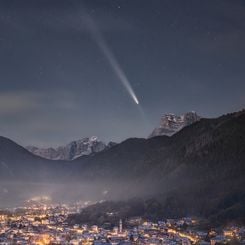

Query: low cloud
0 90 78 116
0 91 37 116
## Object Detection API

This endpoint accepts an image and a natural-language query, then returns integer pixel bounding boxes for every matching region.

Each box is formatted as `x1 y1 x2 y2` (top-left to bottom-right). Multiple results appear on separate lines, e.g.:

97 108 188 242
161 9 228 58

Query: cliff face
149 112 201 137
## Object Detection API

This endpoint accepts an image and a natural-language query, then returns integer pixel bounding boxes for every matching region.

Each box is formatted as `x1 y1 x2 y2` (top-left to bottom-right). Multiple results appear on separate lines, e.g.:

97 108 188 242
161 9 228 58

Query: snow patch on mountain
26 137 116 161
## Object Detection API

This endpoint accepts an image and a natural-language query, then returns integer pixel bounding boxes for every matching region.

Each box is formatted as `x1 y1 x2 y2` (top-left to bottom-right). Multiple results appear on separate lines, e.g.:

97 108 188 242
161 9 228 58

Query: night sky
0 0 245 146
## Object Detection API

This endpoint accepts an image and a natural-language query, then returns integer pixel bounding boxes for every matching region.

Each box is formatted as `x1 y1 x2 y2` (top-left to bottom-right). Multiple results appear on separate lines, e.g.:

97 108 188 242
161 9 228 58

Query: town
0 198 244 244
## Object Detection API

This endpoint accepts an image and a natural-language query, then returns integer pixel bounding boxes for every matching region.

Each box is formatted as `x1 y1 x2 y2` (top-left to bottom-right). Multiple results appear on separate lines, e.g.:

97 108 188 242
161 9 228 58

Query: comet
83 15 140 105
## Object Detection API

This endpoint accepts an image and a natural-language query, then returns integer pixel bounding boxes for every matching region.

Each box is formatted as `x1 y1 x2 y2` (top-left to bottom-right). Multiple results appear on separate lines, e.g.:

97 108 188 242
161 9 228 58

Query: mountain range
26 137 116 161
25 112 199 160
0 109 245 224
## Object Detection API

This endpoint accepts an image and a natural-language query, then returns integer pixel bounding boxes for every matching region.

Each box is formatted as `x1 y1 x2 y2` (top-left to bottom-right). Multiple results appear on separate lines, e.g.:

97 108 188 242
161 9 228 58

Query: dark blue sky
0 0 244 146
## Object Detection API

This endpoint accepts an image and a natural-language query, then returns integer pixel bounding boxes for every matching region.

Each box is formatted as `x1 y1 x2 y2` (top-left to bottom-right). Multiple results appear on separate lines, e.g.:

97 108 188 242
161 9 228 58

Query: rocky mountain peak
150 111 201 137
26 136 116 160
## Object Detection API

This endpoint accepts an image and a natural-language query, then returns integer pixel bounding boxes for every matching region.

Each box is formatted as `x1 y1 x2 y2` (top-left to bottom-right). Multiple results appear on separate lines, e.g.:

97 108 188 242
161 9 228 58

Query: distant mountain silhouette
0 136 70 182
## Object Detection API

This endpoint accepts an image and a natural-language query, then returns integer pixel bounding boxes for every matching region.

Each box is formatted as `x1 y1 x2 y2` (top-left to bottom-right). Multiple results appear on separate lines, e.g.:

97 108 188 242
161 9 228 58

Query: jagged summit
149 111 201 137
26 136 116 161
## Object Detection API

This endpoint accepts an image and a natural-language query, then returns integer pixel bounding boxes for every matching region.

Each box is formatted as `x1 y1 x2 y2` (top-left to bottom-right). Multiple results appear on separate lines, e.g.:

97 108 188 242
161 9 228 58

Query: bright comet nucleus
134 95 139 105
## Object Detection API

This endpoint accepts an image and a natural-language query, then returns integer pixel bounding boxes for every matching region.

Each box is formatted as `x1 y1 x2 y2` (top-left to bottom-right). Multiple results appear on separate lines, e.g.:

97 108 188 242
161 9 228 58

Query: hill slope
69 109 245 223
0 136 70 182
